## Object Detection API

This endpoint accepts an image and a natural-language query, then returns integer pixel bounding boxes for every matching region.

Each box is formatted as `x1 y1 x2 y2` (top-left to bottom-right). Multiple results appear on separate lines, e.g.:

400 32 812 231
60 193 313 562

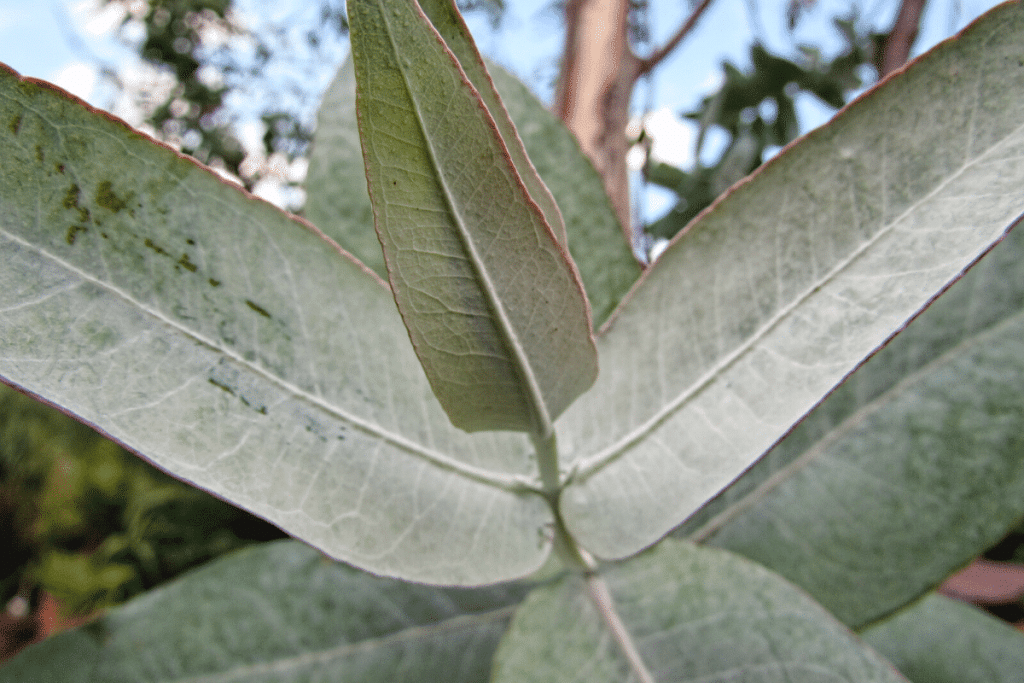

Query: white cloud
644 108 695 169
51 62 98 100
71 0 126 37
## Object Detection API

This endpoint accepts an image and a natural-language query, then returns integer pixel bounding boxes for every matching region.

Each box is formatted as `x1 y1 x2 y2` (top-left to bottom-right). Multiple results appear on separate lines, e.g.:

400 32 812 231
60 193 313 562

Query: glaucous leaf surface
303 56 637 327
688 219 1024 627
0 64 553 585
490 540 908 683
557 0 1024 560
861 594 1024 683
303 57 386 278
0 540 532 683
349 0 597 435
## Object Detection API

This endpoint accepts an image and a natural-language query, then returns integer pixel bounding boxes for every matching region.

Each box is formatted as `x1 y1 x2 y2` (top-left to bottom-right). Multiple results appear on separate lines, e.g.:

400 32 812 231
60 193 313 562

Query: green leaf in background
302 57 385 277
490 540 907 683
0 64 553 585
0 540 533 683
556 0 1024 560
349 0 597 436
861 594 1024 683
303 55 638 327
683 220 1024 628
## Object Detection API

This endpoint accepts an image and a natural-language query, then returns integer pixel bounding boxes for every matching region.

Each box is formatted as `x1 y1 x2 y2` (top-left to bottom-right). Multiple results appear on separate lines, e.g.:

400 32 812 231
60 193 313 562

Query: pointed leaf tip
350 0 597 434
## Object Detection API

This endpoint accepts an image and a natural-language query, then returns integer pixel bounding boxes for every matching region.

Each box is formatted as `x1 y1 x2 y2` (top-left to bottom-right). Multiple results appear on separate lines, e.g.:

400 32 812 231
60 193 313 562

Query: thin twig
637 0 717 76
879 0 928 76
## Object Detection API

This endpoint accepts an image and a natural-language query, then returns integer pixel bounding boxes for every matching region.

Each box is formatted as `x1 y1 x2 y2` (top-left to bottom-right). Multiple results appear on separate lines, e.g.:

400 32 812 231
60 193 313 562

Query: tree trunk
555 0 639 243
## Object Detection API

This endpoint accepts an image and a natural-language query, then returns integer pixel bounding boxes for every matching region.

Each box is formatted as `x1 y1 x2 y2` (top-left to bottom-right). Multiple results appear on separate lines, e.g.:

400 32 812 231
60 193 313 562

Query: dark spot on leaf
245 300 272 318
100 232 109 239
56 164 66 174
208 377 235 395
178 254 198 272
95 180 130 213
186 238 196 246
144 238 168 256
66 225 87 245
63 184 80 210
209 278 221 287
9 115 21 135
35 145 43 163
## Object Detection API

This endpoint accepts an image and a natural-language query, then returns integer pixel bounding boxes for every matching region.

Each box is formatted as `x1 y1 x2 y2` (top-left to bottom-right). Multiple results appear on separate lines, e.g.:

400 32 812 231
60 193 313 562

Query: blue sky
1 0 1004 118
0 0 1006 215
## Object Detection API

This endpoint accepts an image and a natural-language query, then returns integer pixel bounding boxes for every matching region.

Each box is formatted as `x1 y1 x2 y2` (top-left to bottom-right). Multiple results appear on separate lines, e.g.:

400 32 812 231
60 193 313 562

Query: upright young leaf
349 0 597 435
557 0 1024 559
416 0 567 246
487 63 640 327
303 56 638 326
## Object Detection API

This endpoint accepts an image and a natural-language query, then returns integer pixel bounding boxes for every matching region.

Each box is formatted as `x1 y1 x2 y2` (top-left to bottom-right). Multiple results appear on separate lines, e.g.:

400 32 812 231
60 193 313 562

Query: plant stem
586 572 656 683
550 506 598 573
531 430 561 494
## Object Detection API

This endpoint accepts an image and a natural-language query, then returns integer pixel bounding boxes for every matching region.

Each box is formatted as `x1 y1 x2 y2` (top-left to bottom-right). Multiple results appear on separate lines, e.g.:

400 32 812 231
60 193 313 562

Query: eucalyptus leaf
417 0 567 247
0 540 532 683
349 0 597 436
688 220 1024 628
861 594 1024 683
487 63 640 326
303 56 637 326
303 57 385 277
0 64 552 585
490 540 908 683
557 1 1024 560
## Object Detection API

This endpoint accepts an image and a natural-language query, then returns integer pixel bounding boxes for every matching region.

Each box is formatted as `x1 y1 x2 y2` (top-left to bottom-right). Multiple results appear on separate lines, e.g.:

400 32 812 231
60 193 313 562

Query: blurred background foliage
643 15 883 239
92 0 500 207
0 383 284 626
90 0 895 244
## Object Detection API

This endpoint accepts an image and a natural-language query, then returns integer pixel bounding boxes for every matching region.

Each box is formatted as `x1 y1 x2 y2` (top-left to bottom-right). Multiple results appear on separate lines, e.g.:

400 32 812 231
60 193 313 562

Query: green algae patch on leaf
349 0 597 436
94 179 131 213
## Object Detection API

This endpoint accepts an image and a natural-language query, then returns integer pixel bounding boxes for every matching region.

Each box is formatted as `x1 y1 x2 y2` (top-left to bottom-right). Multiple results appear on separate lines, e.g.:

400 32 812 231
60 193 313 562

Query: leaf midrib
379 3 555 440
0 227 539 494
573 118 1024 481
